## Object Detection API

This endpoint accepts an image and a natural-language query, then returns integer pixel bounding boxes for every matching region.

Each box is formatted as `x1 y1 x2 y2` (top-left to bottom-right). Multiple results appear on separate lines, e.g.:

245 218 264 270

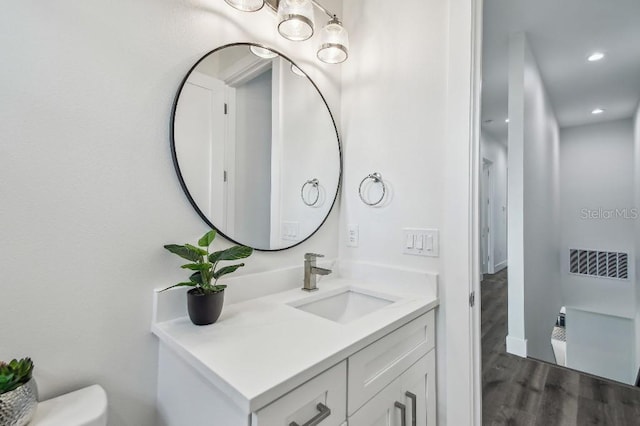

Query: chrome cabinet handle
289 403 331 426
405 391 417 426
395 401 407 426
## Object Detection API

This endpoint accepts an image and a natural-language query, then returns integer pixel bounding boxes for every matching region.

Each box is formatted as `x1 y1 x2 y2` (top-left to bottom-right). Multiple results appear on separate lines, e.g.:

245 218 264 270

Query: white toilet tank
30 385 107 426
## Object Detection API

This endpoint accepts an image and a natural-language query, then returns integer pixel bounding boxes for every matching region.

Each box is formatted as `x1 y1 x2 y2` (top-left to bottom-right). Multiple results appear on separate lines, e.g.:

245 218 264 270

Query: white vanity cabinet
156 310 436 426
154 275 439 426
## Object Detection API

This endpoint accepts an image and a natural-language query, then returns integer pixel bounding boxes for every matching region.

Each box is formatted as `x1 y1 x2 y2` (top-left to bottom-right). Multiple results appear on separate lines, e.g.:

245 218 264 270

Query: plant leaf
159 282 195 292
213 263 245 279
164 244 201 262
198 230 217 247
209 246 253 263
180 263 212 271
212 284 227 292
184 244 207 256
189 272 203 284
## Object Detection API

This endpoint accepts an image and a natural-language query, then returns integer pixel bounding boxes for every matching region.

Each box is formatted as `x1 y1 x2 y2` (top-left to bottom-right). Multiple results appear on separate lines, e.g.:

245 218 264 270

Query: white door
480 160 492 275
174 71 227 230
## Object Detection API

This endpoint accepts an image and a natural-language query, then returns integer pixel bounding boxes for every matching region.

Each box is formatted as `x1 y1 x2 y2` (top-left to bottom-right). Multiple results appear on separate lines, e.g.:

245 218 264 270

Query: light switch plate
402 228 439 257
347 224 359 247
282 221 300 241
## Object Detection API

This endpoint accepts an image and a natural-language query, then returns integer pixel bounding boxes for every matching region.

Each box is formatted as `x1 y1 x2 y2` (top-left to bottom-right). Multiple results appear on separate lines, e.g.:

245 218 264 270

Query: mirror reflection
172 44 341 250
481 0 640 393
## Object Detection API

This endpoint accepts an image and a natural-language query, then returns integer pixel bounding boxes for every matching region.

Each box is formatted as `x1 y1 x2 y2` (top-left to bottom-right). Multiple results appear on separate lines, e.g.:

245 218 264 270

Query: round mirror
171 43 342 251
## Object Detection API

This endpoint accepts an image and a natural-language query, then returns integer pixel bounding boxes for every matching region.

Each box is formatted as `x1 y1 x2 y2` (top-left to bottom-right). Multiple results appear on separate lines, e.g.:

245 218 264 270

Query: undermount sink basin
292 289 395 324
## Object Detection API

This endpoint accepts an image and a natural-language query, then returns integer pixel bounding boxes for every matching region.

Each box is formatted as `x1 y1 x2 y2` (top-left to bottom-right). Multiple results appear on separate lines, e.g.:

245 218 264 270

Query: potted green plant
0 358 37 425
162 229 253 325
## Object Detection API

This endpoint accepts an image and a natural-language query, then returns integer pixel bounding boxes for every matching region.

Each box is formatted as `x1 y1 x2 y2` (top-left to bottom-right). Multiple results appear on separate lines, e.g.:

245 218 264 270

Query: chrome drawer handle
406 391 417 426
395 401 407 426
289 403 331 426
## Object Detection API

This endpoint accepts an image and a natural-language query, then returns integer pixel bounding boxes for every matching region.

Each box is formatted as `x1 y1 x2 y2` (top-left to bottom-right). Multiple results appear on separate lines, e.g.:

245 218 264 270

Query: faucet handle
305 253 325 260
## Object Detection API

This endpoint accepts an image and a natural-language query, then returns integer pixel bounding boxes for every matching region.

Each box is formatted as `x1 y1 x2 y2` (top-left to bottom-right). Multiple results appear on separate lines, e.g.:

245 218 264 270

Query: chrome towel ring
301 178 320 206
359 172 386 206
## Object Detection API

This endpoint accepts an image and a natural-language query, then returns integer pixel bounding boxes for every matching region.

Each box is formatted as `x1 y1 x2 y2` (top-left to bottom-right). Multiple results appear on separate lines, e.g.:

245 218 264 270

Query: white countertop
152 276 439 413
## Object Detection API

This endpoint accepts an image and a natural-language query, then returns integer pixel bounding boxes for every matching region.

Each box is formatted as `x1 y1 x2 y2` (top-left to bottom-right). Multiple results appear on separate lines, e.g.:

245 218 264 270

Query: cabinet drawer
253 361 347 426
348 311 435 415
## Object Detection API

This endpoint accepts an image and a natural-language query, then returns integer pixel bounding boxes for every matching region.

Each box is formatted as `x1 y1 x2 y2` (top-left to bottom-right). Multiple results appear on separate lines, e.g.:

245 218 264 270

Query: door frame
442 0 483 425
471 0 484 424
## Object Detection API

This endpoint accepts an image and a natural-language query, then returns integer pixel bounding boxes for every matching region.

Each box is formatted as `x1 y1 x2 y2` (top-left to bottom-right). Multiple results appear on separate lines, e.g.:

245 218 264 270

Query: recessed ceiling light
505 118 510 123
592 108 605 115
587 52 605 62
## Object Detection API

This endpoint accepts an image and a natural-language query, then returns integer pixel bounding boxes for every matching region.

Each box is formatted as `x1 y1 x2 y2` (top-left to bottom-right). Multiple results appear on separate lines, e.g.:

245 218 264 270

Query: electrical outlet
347 224 359 247
282 221 300 241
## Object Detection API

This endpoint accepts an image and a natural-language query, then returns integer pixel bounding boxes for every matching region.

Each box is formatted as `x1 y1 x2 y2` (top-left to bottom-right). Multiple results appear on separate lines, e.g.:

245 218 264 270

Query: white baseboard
506 335 527 358
494 260 507 272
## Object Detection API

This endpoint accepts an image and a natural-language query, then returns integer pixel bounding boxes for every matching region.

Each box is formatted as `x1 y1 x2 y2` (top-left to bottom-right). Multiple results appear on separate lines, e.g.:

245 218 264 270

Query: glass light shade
277 0 315 41
250 45 278 59
317 17 349 64
225 0 264 12
290 63 306 77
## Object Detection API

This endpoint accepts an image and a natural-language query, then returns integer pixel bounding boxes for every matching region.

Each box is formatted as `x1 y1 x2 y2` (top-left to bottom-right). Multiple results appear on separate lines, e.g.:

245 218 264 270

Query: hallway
481 269 640 425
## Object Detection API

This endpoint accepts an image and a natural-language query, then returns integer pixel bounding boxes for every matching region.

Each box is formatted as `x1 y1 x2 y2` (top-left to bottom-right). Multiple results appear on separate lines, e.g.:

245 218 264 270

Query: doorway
480 159 493 276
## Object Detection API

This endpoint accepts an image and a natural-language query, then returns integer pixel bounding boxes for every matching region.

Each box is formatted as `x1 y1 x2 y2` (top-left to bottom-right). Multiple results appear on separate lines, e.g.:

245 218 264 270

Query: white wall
480 132 508 271
560 119 636 382
507 33 562 363
340 0 476 424
0 1 342 424
566 308 636 385
560 119 635 318
340 0 445 272
276 58 341 247
235 69 273 248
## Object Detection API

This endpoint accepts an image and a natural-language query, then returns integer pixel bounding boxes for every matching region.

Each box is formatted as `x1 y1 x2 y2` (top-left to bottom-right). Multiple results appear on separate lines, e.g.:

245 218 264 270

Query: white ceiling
481 0 640 142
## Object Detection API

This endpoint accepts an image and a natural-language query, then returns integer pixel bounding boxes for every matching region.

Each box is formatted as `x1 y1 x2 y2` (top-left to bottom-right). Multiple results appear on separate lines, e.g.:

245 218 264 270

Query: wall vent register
569 249 628 280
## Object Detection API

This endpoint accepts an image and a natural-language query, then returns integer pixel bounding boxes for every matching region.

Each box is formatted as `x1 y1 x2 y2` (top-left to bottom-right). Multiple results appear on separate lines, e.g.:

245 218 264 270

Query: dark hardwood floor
481 268 640 425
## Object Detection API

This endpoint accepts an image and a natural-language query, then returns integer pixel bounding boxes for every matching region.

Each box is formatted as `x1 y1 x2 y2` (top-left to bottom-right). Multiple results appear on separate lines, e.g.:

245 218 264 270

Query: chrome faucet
303 253 332 292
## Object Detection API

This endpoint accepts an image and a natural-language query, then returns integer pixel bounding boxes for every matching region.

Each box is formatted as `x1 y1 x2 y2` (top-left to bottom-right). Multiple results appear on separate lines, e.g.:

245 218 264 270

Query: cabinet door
348 378 403 426
398 351 436 426
350 352 436 426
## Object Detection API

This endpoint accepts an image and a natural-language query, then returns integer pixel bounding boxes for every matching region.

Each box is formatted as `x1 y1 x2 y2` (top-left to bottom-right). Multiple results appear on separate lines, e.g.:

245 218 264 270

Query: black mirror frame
170 42 343 252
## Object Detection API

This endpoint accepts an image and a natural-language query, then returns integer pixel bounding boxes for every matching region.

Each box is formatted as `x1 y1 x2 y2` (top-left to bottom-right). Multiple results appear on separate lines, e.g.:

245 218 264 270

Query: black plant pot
187 289 224 326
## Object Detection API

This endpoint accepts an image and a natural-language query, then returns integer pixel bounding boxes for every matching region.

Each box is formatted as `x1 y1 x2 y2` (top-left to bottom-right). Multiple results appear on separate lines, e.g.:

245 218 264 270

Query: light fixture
505 118 510 123
587 52 605 62
225 0 349 64
592 108 605 115
290 63 306 77
250 45 278 59
224 0 264 12
277 0 315 41
317 16 349 64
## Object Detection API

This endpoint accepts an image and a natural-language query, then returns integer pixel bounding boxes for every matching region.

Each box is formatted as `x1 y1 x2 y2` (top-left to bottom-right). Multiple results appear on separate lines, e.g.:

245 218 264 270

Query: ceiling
481 0 640 142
